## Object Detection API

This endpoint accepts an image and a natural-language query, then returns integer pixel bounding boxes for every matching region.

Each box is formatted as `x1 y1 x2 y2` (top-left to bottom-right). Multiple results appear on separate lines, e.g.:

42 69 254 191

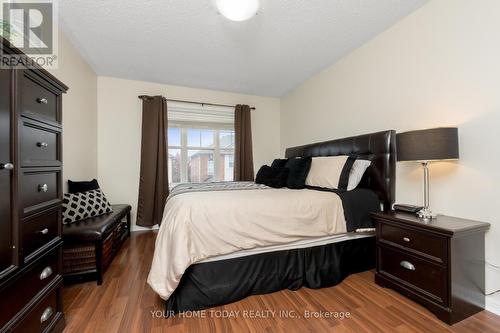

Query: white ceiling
60 0 428 97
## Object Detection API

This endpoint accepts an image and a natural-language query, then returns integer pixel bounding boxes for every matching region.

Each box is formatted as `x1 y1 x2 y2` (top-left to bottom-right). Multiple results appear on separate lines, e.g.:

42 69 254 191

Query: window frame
168 121 235 185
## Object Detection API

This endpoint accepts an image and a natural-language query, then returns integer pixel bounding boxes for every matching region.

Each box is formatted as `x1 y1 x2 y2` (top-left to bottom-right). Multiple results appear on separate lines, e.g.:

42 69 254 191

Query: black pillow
285 157 312 189
68 179 100 194
271 158 288 168
255 165 290 188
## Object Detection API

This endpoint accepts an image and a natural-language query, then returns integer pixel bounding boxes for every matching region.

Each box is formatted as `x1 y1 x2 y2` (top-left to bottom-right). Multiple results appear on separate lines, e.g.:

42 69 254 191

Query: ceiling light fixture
216 0 260 22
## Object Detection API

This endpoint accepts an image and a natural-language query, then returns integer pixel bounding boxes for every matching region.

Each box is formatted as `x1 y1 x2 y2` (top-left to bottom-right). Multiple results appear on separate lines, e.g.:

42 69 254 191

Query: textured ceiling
60 0 428 97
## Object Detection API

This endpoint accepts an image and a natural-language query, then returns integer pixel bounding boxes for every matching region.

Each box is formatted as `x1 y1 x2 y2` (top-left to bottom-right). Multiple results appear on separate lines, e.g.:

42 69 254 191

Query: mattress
199 231 374 263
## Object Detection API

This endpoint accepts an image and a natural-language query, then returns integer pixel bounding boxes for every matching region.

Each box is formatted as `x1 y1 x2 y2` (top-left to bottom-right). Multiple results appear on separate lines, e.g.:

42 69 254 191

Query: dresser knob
40 307 53 323
40 266 53 280
37 142 49 148
400 260 416 271
403 237 410 242
36 97 48 104
38 184 48 192
39 228 49 235
0 163 14 170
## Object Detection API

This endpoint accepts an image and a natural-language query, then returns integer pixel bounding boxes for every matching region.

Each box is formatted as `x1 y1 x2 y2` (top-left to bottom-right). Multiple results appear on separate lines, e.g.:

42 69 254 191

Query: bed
148 130 396 313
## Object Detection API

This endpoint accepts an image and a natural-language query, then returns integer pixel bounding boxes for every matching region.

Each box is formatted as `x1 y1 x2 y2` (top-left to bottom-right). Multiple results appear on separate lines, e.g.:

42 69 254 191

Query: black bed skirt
165 236 375 313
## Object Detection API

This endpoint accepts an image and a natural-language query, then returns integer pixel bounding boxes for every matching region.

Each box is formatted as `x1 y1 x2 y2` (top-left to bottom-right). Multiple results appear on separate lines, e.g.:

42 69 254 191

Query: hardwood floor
62 231 500 333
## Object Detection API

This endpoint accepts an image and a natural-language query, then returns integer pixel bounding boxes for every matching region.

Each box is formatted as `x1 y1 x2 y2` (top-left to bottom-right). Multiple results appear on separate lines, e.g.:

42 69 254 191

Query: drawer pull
39 228 49 235
40 266 53 280
0 162 14 170
36 97 48 104
403 237 411 242
38 184 48 192
40 307 53 323
400 260 416 271
37 142 49 148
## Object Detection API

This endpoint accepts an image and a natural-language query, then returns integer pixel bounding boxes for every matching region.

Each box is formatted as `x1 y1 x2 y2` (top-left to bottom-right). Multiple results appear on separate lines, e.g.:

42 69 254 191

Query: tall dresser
0 38 68 332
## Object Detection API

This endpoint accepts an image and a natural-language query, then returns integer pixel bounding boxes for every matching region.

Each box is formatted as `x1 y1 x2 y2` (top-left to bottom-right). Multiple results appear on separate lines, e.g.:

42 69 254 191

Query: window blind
167 101 234 124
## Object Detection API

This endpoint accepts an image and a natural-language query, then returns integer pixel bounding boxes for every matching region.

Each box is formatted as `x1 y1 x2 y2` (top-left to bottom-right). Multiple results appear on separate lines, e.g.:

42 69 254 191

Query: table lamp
396 127 459 221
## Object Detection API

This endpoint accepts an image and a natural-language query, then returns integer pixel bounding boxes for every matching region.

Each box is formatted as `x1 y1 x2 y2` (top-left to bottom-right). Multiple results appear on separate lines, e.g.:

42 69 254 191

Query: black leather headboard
285 130 396 211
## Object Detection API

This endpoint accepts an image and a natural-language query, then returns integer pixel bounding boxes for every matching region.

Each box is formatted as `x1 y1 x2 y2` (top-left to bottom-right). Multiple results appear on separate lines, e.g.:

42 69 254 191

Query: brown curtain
136 95 169 227
234 104 254 181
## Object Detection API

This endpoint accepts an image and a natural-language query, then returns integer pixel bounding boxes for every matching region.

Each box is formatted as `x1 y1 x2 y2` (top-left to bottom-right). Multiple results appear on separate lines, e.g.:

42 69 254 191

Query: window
168 123 235 187
167 101 235 187
168 126 235 186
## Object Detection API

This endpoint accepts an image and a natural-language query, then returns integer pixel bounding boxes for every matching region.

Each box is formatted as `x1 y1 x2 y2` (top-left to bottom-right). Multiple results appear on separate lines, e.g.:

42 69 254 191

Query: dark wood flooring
62 231 500 333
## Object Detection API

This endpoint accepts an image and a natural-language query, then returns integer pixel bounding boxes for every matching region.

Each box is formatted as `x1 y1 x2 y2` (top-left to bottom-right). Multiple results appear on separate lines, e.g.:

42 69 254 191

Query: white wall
47 33 98 188
97 76 280 230
280 0 500 294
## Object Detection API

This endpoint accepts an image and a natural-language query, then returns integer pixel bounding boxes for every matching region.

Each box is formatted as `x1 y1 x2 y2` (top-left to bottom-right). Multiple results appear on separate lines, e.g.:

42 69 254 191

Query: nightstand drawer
378 245 448 305
373 211 490 324
378 222 447 263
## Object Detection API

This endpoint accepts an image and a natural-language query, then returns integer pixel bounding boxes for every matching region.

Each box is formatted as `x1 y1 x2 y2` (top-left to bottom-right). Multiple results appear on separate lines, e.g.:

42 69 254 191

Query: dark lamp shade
397 127 459 162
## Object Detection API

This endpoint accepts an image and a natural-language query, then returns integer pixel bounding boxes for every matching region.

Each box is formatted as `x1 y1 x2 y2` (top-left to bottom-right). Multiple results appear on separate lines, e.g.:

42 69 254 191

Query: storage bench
62 204 131 284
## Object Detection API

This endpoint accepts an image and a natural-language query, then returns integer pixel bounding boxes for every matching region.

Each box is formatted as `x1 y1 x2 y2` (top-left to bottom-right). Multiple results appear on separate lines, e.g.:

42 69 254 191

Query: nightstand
371 211 490 325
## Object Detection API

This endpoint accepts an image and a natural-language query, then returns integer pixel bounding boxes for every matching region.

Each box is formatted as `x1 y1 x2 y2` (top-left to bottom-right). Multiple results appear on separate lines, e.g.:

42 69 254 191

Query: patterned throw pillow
62 189 113 224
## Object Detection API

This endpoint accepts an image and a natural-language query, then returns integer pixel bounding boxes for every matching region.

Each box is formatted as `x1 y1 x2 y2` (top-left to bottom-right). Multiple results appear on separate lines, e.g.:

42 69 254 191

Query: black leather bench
62 204 131 284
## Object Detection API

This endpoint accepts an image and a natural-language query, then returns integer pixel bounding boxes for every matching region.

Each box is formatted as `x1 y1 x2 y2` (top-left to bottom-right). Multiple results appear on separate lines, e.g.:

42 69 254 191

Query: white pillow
305 156 348 189
305 156 372 191
347 159 372 191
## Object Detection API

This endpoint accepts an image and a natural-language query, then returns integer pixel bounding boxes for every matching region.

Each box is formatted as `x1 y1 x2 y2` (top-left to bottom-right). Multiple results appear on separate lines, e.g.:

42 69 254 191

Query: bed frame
164 130 396 313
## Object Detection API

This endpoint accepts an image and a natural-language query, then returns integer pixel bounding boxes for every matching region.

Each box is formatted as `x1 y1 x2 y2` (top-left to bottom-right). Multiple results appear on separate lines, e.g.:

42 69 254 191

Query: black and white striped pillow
62 189 113 224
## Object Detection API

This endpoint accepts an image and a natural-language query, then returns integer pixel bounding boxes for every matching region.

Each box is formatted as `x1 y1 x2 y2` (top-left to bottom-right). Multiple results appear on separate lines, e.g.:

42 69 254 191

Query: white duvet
147 188 347 300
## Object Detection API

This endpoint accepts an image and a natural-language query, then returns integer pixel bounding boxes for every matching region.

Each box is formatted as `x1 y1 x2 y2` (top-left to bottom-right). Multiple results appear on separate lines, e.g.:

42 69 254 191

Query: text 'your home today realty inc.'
150 309 352 320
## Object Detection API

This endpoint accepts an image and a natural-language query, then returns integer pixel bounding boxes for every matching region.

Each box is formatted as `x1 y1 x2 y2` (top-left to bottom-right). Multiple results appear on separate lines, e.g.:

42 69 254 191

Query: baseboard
131 225 159 232
486 292 500 316
486 263 500 294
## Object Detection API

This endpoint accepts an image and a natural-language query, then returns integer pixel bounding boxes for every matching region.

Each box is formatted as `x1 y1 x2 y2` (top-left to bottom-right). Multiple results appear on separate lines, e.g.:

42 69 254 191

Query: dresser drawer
20 169 60 216
378 245 448 305
11 285 60 333
22 75 59 124
0 249 60 328
21 121 60 167
378 222 448 263
22 209 60 260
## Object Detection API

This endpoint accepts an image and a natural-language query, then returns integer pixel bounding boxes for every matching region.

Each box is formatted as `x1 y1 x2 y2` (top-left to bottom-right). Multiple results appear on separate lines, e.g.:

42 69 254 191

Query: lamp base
417 207 437 222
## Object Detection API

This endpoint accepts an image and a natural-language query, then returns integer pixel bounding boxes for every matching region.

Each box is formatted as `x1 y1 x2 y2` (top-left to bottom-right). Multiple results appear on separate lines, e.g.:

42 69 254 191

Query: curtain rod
166 98 256 110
